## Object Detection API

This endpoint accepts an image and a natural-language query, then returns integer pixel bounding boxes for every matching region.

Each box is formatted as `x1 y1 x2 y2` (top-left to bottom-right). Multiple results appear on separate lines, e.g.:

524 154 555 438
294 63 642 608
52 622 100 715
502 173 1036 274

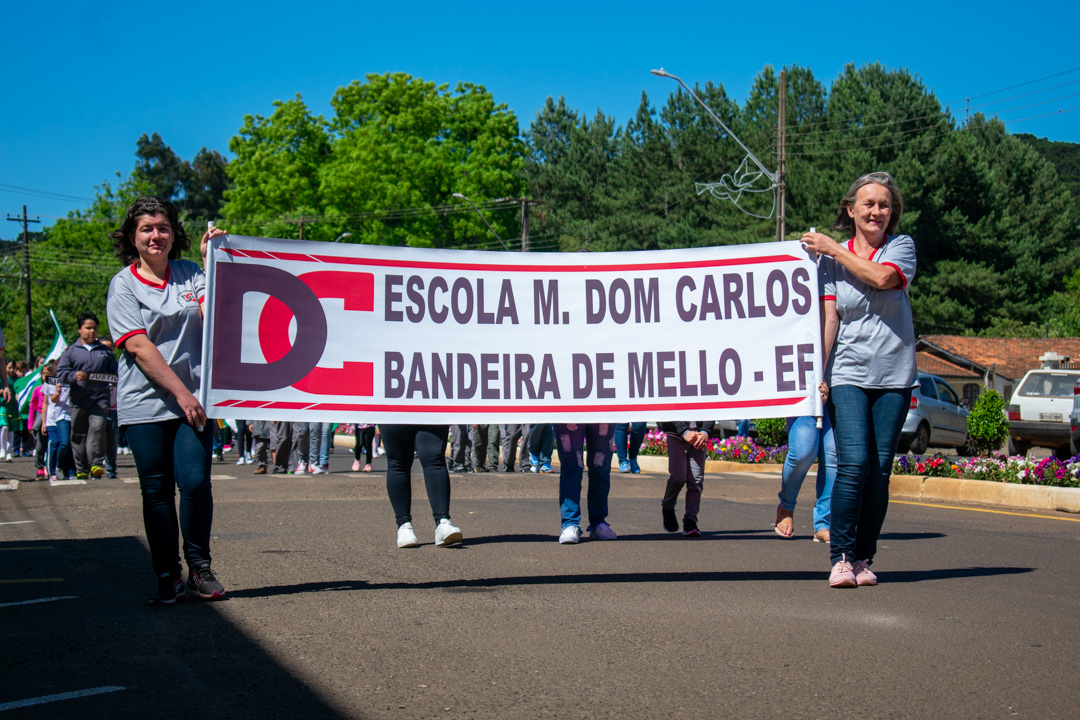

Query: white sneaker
397 522 419 548
559 525 582 544
589 522 617 541
245 454 254 464
236 456 246 465
434 518 463 547
309 464 324 475
294 462 307 475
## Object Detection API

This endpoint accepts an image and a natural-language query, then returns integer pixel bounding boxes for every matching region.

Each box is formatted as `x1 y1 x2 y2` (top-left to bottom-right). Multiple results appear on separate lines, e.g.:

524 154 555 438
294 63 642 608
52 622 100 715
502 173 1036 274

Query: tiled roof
918 335 1080 381
915 351 982 379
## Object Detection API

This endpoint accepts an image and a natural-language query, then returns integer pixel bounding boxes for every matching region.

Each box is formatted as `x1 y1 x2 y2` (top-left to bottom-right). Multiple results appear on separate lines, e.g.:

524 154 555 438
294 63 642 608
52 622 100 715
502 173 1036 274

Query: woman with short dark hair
107 197 228 605
800 171 917 588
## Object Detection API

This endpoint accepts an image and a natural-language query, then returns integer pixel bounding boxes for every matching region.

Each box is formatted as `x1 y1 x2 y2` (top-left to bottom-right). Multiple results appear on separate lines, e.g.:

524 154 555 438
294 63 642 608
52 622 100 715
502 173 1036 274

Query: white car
1006 369 1080 459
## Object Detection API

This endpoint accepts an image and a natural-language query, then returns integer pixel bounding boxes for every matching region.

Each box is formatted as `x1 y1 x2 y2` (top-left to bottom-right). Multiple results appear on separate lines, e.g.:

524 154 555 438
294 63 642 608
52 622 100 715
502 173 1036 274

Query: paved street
2 448 1079 719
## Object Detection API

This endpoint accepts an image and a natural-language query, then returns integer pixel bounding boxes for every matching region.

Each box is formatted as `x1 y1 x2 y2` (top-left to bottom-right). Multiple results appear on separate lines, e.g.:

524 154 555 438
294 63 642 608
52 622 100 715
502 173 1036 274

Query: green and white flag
14 310 69 413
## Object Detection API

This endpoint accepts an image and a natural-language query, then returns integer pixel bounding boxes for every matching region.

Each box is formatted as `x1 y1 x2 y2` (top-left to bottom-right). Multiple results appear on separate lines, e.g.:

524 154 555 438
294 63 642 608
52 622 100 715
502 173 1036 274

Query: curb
888 474 1080 513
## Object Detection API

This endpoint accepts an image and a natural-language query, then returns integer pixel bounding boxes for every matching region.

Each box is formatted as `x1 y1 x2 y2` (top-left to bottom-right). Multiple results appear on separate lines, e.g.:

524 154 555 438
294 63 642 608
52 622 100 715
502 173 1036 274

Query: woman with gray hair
800 171 917 588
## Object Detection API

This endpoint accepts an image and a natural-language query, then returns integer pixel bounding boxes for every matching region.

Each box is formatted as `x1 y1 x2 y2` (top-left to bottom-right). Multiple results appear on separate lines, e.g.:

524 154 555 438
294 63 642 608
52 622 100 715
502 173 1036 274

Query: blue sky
2 0 1077 232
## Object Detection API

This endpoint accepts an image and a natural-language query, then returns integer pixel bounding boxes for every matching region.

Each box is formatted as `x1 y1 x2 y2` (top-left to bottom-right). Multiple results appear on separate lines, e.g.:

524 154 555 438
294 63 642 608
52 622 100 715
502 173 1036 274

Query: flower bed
638 429 787 464
893 453 1080 488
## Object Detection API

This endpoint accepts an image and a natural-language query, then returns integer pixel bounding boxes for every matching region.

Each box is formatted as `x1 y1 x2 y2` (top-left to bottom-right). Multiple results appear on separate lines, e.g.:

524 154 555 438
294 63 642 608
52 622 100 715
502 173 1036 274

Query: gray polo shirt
106 260 205 426
820 234 918 389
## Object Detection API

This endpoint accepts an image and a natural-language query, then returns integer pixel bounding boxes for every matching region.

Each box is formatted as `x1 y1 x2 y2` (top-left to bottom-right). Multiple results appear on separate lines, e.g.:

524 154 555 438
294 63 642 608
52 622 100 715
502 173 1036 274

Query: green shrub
966 389 1010 456
754 417 787 447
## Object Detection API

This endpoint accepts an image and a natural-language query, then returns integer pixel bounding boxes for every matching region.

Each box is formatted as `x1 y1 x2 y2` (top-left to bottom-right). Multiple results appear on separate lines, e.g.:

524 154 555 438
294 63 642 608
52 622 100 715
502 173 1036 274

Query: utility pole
520 199 530 252
776 70 787 243
282 216 313 240
6 205 39 363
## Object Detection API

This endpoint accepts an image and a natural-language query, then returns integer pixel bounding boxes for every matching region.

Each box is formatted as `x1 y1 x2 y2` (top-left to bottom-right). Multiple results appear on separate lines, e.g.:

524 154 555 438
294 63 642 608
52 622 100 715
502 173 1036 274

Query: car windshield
1017 372 1078 398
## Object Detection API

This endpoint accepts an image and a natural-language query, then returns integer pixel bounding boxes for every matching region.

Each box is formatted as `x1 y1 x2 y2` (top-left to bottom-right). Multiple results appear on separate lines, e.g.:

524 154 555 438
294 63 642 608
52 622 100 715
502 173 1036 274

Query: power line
0 182 95 203
944 66 1080 104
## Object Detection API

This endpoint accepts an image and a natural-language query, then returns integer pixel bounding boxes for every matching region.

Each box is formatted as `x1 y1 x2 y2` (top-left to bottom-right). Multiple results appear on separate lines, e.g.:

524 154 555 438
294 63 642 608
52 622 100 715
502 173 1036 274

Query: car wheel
909 422 930 455
1053 444 1074 461
1007 437 1031 457
955 436 971 456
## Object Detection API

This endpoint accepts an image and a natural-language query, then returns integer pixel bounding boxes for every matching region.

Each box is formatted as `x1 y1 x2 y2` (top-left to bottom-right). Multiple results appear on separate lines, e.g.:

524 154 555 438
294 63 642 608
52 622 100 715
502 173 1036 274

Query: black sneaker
682 519 701 538
186 563 226 600
148 573 186 607
663 508 679 533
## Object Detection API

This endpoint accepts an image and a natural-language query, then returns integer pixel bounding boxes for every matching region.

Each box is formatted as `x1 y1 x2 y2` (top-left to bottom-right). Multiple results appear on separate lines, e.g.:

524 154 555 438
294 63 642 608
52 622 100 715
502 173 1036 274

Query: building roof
917 335 1080 381
915 351 982 379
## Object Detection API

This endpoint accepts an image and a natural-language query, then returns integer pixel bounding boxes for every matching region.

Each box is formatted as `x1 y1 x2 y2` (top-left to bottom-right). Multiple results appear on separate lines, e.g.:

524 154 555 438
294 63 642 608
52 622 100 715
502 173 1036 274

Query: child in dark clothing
657 420 715 537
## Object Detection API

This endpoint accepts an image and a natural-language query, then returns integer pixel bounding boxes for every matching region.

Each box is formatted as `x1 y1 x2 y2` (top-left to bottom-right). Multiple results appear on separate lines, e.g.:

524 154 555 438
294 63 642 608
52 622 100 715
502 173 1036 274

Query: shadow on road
229 565 1035 599
0 537 347 718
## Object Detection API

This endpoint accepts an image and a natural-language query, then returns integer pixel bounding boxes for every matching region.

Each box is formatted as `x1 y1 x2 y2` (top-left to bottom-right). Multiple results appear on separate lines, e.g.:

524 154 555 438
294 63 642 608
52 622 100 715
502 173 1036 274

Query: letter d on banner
211 264 328 391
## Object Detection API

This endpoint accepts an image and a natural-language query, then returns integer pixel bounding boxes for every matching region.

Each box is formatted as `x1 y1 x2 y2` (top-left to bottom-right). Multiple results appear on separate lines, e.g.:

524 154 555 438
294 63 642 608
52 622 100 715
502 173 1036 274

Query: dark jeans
528 423 554 465
827 385 912 567
234 421 252 457
554 423 614 529
381 424 452 527
613 422 646 464
125 419 214 578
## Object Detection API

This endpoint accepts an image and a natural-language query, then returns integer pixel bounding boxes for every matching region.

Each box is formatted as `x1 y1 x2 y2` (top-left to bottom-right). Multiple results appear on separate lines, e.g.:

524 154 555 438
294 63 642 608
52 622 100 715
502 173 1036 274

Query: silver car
899 373 970 455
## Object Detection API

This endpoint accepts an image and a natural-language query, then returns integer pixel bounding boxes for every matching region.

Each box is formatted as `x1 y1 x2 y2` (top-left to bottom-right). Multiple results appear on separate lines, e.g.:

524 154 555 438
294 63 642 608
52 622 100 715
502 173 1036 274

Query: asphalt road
2 448 1078 719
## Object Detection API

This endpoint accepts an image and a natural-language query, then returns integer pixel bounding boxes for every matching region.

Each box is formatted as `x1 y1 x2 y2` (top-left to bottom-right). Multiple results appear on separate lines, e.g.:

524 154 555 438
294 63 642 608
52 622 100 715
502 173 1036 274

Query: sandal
774 504 794 538
813 528 831 544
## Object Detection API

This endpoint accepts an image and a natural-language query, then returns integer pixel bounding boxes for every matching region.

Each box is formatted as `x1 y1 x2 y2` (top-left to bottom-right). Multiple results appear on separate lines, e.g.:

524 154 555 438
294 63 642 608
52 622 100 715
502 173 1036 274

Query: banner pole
198 222 219 416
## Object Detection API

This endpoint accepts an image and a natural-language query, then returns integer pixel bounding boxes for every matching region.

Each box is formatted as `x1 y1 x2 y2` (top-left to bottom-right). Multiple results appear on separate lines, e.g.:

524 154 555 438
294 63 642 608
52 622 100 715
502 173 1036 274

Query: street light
334 232 353 242
451 192 509 251
649 68 776 183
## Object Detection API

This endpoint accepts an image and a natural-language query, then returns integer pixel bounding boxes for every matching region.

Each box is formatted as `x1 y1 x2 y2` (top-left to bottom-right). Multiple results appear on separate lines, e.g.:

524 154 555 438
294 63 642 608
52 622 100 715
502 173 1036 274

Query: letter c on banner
259 271 375 397
212 264 328 391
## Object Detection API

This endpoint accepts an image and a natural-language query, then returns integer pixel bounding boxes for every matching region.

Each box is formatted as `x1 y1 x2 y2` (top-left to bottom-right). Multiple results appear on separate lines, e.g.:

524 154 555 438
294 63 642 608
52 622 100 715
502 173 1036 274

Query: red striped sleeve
881 262 907 289
116 329 147 349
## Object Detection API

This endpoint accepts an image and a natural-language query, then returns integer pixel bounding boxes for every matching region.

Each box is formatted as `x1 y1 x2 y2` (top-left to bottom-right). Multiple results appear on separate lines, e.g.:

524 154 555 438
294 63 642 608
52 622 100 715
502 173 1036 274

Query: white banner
200 235 823 424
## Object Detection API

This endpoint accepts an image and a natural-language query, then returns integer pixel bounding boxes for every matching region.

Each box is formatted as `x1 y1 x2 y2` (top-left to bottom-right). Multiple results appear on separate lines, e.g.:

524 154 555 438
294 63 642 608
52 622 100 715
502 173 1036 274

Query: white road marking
211 474 236 480
0 595 78 608
0 481 18 491
0 686 126 711
0 520 34 526
49 478 87 486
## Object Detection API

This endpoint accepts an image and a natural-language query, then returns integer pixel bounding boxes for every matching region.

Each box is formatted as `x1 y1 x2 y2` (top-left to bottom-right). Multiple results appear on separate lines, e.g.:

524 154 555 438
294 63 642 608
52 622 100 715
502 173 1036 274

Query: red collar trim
847 236 887 262
130 261 169 289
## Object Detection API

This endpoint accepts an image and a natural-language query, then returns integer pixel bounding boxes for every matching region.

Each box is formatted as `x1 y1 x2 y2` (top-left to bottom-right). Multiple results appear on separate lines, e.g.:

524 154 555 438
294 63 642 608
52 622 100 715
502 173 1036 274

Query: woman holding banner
106 197 228 605
800 172 916 589
382 424 463 548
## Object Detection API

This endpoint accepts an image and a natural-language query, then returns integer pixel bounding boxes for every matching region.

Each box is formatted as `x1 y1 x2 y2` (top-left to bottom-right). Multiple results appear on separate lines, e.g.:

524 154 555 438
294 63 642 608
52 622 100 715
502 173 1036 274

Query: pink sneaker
853 560 878 586
829 553 857 588
351 460 360 472
363 464 372 472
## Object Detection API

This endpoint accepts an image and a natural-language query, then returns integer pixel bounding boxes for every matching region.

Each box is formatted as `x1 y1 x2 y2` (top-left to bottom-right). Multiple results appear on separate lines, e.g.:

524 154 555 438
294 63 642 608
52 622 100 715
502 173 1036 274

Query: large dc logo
211 264 374 396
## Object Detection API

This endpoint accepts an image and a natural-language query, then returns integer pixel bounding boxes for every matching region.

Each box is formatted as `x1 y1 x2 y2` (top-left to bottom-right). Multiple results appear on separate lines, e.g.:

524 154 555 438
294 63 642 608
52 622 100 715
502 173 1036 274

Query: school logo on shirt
211 265 375 397
177 290 199 306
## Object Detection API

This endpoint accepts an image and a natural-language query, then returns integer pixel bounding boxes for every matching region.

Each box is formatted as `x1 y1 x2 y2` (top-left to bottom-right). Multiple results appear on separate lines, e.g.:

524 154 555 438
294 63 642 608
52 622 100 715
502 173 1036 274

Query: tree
526 98 618 251
223 94 331 238
320 74 526 247
966 389 1010 456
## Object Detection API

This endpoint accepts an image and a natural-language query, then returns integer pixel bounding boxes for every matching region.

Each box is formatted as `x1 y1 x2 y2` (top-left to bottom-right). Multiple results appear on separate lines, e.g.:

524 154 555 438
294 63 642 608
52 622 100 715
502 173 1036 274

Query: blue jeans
736 419 751 437
308 422 332 467
827 385 912 566
528 423 554 465
125 420 214 577
613 422 646 464
554 423 614 529
778 415 836 531
47 421 74 478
